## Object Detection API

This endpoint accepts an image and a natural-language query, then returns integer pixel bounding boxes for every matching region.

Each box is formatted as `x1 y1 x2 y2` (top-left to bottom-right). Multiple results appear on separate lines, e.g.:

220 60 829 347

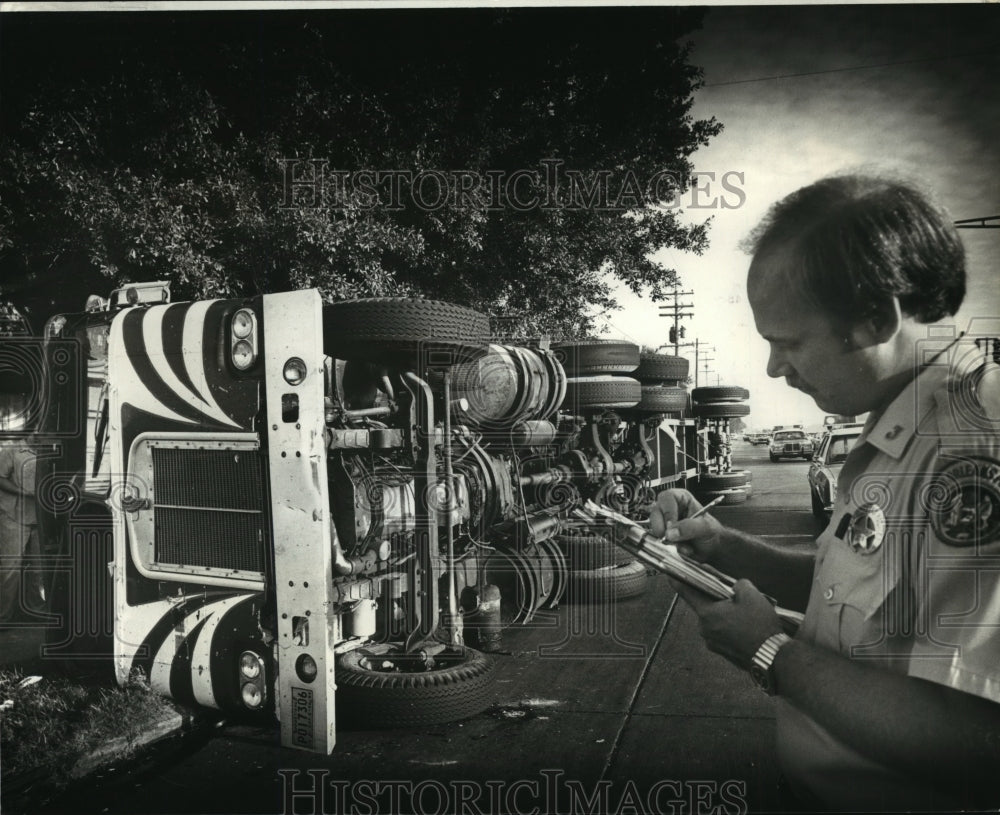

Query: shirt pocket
814 542 900 656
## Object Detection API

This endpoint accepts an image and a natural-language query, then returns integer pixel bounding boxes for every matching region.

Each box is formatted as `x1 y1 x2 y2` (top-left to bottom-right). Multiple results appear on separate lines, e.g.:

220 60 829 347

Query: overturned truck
37 284 697 752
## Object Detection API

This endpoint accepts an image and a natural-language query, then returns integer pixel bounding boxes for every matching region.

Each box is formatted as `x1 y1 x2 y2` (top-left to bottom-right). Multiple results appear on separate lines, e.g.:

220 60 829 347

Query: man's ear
848 297 902 348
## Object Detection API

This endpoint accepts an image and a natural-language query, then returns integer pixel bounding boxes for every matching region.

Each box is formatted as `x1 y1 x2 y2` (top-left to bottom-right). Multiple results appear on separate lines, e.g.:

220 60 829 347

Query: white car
768 429 814 462
807 426 864 520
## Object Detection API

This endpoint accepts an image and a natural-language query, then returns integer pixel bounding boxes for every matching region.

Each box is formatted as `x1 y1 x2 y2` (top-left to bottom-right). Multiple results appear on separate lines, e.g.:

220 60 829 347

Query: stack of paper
572 500 803 633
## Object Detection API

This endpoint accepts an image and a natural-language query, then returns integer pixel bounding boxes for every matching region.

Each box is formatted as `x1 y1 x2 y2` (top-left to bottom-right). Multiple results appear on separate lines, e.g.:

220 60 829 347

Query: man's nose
766 347 792 379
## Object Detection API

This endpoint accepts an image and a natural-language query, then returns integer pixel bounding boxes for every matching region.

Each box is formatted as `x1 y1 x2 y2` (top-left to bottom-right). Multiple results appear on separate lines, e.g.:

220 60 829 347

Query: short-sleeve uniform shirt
777 336 1000 810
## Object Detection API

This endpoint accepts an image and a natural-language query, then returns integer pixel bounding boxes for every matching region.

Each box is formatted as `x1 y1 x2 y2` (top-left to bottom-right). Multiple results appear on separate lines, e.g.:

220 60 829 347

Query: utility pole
657 288 694 356
700 347 715 386
671 337 700 386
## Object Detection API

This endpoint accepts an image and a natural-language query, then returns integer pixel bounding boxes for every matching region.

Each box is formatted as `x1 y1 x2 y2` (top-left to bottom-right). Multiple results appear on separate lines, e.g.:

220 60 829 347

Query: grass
0 667 180 791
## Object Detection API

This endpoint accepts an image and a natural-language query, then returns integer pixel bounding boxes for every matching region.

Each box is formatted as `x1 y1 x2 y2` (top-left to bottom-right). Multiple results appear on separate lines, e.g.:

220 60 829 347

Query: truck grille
152 447 268 573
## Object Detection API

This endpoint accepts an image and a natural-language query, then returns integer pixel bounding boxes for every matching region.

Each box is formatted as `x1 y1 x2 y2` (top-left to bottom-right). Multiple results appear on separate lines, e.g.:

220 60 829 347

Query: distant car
747 432 770 445
768 429 814 462
807 426 863 520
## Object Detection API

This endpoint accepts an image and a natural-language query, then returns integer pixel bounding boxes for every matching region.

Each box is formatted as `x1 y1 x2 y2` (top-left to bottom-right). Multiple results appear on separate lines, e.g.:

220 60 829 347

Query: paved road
20 444 820 815
730 440 822 541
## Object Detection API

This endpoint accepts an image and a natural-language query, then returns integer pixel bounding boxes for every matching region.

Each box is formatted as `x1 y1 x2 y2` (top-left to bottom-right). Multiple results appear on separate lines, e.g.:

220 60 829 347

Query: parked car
807 425 864 520
768 429 814 462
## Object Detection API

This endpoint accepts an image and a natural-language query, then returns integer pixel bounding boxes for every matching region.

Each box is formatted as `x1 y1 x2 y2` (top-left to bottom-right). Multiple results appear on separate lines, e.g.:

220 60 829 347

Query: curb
69 707 189 779
2 706 205 815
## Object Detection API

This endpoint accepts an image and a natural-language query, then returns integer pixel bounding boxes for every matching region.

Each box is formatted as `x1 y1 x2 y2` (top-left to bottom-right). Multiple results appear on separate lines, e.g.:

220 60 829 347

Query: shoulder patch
930 456 1000 547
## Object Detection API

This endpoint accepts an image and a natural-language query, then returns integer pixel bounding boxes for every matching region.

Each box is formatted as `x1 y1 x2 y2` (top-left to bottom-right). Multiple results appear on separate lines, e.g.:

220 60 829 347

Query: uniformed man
650 174 1000 810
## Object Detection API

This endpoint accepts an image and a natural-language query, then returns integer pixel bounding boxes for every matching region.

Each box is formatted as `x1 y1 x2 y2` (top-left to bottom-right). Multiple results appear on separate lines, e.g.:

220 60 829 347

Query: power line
703 49 999 88
955 215 1000 230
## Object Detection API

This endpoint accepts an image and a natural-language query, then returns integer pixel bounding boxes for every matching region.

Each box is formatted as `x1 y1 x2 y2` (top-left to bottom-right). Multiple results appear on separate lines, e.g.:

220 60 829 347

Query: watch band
750 632 792 695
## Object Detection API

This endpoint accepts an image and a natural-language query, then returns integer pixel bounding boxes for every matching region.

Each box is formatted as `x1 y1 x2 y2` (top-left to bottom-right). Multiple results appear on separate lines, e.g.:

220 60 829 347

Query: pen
688 494 725 519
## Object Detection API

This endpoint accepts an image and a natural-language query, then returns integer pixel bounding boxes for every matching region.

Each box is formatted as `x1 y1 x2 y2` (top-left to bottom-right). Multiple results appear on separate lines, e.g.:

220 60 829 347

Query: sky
602 4 1000 430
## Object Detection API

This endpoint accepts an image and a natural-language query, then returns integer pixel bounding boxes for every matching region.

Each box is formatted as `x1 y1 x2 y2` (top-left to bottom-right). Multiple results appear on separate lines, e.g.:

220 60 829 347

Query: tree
0 9 721 335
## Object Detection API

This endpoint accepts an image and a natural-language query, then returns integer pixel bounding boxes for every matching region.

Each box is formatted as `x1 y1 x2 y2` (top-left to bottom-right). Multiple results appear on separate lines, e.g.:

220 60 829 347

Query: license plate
291 686 314 748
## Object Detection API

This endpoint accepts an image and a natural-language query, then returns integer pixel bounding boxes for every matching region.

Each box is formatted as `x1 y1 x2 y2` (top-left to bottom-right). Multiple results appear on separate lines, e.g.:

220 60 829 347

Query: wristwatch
749 632 791 695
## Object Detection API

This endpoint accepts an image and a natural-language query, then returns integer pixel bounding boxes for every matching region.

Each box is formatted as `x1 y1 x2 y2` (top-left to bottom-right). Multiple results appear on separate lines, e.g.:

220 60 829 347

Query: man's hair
745 174 965 325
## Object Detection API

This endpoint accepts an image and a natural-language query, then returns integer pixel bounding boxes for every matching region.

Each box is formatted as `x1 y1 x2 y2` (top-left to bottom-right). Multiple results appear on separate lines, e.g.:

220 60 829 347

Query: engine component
507 419 557 448
461 584 503 652
448 344 566 431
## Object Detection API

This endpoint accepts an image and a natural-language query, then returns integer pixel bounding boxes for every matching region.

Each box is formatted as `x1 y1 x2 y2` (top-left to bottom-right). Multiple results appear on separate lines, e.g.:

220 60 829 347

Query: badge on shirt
846 502 886 555
931 456 1000 547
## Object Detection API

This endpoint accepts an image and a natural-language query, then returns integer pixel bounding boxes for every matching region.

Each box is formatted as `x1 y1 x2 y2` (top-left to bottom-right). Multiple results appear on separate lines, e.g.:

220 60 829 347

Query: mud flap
263 290 338 753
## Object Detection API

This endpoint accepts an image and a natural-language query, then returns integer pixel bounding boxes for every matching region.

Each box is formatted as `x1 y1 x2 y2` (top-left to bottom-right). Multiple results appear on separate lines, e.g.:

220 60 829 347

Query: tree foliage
0 9 721 335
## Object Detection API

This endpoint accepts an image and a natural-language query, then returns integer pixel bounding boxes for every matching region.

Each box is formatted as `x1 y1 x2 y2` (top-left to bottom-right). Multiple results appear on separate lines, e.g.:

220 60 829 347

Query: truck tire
696 470 751 490
567 560 648 603
634 353 689 384
632 385 690 413
536 538 568 609
692 386 750 403
692 402 751 419
555 531 632 571
551 340 640 375
695 487 749 506
335 643 496 729
562 376 641 410
324 297 491 361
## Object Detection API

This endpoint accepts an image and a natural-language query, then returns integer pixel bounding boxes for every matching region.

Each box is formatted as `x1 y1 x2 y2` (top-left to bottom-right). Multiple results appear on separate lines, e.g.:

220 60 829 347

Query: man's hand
670 578 785 670
648 488 724 563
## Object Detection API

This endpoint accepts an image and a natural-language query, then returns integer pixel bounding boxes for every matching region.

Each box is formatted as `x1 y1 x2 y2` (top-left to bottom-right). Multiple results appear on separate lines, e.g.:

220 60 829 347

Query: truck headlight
241 682 263 709
231 308 258 370
232 340 256 371
239 650 262 680
232 308 255 339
